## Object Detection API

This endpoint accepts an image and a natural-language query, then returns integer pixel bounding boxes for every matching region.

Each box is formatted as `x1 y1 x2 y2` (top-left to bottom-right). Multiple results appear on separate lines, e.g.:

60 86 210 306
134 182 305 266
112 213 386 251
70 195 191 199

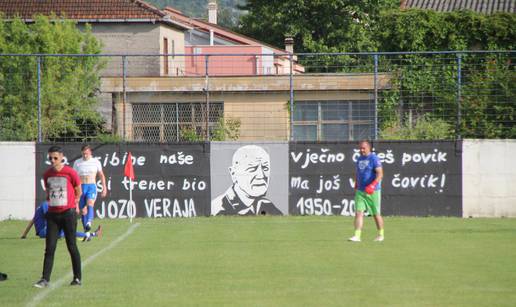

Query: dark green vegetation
238 1 515 53
0 15 106 141
1 2 513 140
238 1 515 139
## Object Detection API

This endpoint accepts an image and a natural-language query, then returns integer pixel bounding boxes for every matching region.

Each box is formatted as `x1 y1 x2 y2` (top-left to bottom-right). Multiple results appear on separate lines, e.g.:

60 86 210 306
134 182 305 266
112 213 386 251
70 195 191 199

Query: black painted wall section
35 141 462 218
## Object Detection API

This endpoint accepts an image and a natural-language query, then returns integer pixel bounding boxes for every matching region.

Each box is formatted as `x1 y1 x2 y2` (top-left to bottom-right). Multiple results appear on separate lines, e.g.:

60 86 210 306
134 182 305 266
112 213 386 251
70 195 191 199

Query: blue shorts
80 184 98 209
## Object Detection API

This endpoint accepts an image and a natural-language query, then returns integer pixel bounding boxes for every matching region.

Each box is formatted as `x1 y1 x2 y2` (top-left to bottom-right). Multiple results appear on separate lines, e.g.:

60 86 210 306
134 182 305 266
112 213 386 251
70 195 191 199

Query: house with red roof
163 5 304 76
0 0 301 77
0 0 191 77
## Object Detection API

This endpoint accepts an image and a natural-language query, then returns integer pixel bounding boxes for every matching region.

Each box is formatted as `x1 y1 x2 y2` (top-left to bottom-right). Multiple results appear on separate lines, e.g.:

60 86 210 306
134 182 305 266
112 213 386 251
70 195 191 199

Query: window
132 103 223 142
163 38 169 75
293 100 375 141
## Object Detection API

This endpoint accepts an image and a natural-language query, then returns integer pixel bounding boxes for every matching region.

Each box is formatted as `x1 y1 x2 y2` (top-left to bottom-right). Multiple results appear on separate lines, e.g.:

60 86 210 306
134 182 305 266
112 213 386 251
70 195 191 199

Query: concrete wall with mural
462 139 516 217
34 143 211 219
0 140 514 220
0 142 36 220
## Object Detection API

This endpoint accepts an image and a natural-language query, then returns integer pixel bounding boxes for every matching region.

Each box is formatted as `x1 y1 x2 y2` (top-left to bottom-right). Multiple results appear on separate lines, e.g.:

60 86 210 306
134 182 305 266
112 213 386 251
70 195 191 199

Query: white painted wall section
462 139 516 217
0 142 36 220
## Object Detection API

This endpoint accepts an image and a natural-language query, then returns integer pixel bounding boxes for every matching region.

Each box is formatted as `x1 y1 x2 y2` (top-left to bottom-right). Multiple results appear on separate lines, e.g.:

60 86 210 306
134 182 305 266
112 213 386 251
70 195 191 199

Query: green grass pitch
1 216 515 306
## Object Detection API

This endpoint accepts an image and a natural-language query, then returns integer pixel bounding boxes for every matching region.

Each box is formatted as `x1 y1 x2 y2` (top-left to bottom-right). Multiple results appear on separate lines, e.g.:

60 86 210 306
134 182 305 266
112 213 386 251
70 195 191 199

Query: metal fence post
37 56 42 143
374 53 379 140
456 53 462 140
122 55 127 141
289 53 294 141
205 54 210 141
176 102 179 142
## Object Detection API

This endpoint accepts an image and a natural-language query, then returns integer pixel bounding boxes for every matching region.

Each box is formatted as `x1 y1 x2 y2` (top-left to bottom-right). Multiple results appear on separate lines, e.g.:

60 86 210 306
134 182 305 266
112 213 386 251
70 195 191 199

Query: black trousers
42 208 81 281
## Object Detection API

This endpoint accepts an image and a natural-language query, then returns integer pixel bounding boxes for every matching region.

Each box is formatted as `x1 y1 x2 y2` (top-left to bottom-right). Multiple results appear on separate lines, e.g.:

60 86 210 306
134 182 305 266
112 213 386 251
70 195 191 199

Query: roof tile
403 0 516 13
0 0 165 20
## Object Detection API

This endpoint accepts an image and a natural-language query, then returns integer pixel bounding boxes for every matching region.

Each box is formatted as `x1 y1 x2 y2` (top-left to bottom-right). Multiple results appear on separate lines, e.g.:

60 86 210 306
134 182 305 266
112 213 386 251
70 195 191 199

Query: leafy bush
211 117 241 141
380 114 455 140
180 117 241 142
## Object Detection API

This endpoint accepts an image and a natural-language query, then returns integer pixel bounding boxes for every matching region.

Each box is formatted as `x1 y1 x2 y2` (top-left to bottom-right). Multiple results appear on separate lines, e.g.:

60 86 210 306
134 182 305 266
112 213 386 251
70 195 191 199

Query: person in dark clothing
34 146 82 288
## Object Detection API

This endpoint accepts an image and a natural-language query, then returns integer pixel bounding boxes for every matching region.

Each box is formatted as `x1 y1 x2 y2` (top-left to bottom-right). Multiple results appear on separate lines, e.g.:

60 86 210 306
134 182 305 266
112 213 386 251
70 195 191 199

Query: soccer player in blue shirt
21 202 102 241
349 140 385 242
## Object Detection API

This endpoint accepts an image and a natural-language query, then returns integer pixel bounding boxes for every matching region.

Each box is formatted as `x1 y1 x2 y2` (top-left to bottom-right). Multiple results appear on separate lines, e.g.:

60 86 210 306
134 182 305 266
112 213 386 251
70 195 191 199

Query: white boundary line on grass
27 222 141 307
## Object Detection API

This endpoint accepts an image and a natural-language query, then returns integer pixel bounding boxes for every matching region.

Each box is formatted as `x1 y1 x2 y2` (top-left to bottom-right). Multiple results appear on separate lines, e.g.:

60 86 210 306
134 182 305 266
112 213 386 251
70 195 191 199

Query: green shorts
354 190 381 215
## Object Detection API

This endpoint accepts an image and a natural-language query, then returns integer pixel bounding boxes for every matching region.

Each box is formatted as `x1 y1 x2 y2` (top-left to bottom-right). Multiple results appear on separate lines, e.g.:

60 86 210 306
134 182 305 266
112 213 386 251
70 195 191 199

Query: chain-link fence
0 51 514 143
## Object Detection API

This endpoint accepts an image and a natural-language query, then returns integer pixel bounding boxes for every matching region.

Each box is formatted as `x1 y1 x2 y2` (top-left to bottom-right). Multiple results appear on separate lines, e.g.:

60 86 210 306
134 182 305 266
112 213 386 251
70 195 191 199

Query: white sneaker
374 236 384 242
348 236 361 242
33 279 49 288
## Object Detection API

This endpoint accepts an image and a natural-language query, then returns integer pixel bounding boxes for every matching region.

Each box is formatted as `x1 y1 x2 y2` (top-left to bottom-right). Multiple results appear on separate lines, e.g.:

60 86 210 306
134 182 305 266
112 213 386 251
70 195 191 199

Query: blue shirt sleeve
372 154 382 169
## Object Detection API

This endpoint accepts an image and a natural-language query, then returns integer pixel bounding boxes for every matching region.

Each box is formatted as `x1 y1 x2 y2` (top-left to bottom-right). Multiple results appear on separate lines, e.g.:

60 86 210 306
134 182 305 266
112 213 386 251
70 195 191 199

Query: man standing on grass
73 145 107 238
34 146 82 288
349 140 385 242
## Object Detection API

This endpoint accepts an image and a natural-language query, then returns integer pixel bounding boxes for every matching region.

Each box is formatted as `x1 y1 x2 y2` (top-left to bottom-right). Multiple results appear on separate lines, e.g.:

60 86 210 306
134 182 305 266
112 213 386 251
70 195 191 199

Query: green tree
0 15 104 141
374 11 516 138
375 9 515 51
460 54 516 138
237 3 515 138
238 3 515 53
238 0 398 53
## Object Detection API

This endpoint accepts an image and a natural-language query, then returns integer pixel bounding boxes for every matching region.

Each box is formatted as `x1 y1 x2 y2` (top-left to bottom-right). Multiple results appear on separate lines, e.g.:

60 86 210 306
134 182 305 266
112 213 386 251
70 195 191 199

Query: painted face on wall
230 145 271 198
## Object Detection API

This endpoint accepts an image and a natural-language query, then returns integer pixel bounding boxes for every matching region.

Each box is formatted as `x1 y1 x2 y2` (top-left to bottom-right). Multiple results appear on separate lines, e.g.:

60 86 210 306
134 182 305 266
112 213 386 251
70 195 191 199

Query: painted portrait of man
211 145 282 216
